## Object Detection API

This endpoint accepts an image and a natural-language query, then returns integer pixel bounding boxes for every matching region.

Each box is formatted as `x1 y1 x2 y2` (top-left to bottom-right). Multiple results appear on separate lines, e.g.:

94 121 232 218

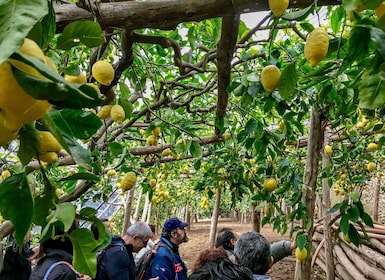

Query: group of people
0 216 294 280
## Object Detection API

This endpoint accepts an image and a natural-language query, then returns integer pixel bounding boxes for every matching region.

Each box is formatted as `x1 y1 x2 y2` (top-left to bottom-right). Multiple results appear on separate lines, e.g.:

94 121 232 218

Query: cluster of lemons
260 1 329 93
146 127 161 146
0 38 54 146
200 196 209 209
38 131 63 163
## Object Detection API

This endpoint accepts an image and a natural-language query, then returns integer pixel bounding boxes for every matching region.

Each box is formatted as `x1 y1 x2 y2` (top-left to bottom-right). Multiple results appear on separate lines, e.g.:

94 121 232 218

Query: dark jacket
145 237 187 280
0 241 32 280
29 248 77 280
95 235 135 280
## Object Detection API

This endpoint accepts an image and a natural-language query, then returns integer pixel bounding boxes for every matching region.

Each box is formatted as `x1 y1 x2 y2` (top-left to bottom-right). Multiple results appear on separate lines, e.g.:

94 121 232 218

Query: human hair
215 228 236 250
126 221 153 238
188 258 253 280
191 247 228 272
148 224 156 234
234 231 271 275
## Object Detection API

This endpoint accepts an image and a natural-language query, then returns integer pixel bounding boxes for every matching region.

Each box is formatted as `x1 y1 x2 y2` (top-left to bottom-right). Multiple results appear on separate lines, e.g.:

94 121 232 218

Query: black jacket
94 236 136 280
29 249 77 280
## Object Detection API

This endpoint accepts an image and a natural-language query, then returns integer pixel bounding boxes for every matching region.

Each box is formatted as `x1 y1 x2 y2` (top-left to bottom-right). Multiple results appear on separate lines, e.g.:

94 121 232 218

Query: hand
77 275 91 280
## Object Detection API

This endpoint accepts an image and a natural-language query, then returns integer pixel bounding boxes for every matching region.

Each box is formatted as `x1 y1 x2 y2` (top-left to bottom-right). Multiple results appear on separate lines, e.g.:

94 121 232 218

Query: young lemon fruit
121 171 137 191
304 28 329 67
261 65 281 92
295 247 308 261
92 60 115 86
367 162 376 172
38 131 62 152
324 144 332 155
97 105 112 119
64 72 87 84
367 142 377 152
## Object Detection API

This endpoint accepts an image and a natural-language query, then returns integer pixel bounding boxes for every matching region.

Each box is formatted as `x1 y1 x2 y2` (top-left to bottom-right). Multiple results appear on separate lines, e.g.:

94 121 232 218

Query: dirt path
179 218 325 280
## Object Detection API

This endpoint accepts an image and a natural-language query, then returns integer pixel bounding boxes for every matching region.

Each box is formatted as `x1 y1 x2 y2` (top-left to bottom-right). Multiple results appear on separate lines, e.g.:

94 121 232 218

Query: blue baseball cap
163 217 188 232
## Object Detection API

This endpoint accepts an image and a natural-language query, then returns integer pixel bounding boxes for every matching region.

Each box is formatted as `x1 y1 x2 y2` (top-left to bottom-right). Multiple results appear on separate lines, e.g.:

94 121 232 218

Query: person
188 247 253 280
29 221 91 280
145 217 188 280
234 232 273 280
214 227 238 262
91 220 153 280
134 224 157 265
0 232 33 280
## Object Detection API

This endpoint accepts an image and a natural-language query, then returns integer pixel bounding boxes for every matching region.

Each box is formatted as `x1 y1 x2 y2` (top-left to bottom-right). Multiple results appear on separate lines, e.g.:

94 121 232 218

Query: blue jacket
95 235 135 280
145 237 187 280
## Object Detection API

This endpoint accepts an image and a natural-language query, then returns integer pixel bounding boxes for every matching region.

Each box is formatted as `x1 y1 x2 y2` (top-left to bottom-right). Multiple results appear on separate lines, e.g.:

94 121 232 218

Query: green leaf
348 224 361 246
63 134 93 169
33 193 55 228
0 173 33 249
347 204 360 222
0 0 48 64
282 5 314 21
69 229 98 278
10 52 102 108
340 215 350 233
361 212 374 227
18 123 39 165
245 119 258 134
330 6 346 34
361 0 383 9
190 141 202 158
41 202 76 242
278 63 297 99
296 233 307 250
358 64 385 109
57 21 103 50
371 27 385 57
59 172 100 182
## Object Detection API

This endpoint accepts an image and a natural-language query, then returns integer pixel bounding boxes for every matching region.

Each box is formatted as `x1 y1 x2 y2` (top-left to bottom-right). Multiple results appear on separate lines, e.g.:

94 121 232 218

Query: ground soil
179 218 326 280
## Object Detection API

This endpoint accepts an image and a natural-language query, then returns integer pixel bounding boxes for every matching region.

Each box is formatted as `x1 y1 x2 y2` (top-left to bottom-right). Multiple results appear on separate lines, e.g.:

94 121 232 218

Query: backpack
93 242 128 280
42 261 81 280
135 242 174 280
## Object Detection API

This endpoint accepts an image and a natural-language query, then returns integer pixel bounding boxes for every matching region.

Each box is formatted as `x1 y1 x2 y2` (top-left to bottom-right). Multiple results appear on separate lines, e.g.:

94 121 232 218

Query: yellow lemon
295 247 308 261
1 170 11 179
304 28 329 67
162 148 172 157
146 135 158 146
39 151 59 163
367 162 376 172
367 142 377 152
121 171 137 191
110 104 125 123
261 65 281 92
324 145 332 155
149 179 157 188
107 169 117 177
269 0 289 17
92 60 114 86
38 131 62 152
263 178 277 192
97 105 112 119
64 72 87 84
152 127 161 137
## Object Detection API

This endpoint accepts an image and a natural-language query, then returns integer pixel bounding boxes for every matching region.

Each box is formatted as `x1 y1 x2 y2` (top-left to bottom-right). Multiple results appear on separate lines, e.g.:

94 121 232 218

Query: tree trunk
294 107 322 280
373 175 381 221
122 187 135 235
321 126 335 280
133 187 143 222
141 192 150 222
251 202 261 232
209 187 222 249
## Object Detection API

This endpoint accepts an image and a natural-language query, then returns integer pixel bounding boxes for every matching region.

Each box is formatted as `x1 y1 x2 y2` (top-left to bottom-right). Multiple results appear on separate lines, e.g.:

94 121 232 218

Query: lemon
149 179 157 188
0 38 52 130
261 65 281 92
55 188 62 197
97 105 112 119
152 127 161 137
367 162 376 172
0 115 18 146
1 170 11 179
295 247 308 261
121 171 137 191
65 72 87 84
107 169 117 177
39 131 62 152
86 83 101 97
39 151 59 163
146 135 158 146
324 145 332 155
92 60 114 86
304 28 329 67
278 121 285 133
269 0 289 17
367 142 377 152
263 178 277 192
110 104 125 123
161 148 172 157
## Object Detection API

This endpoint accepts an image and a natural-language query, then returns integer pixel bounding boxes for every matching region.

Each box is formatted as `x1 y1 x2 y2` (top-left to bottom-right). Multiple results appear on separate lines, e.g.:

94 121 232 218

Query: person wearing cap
145 217 189 280
92 221 153 280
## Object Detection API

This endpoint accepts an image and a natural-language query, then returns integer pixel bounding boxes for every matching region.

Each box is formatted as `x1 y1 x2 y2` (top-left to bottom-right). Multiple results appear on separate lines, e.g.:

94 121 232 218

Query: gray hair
234 232 271 275
126 221 153 238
